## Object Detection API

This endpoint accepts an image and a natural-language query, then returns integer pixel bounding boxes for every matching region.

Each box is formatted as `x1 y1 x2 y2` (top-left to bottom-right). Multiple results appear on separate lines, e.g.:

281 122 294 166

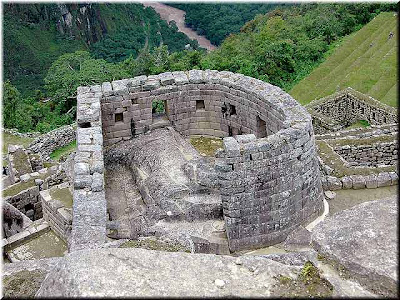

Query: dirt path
142 2 216 51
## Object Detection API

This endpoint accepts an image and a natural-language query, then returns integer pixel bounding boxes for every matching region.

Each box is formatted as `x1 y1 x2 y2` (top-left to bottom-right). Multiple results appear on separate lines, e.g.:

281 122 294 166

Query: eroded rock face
311 196 398 297
36 248 301 298
104 127 222 228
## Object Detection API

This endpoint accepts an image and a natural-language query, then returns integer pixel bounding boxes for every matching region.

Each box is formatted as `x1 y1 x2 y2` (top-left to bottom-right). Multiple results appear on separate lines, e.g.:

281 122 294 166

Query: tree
44 51 129 112
3 81 20 128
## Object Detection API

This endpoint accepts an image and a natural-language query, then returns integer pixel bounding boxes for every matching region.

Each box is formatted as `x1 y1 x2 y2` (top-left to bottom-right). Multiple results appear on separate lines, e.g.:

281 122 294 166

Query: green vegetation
273 262 333 297
50 187 73 208
3 3 396 134
168 3 286 46
200 4 396 91
3 270 47 298
49 140 77 161
346 119 371 129
189 136 224 157
3 3 197 97
290 12 398 107
119 238 190 253
92 4 198 63
2 132 34 153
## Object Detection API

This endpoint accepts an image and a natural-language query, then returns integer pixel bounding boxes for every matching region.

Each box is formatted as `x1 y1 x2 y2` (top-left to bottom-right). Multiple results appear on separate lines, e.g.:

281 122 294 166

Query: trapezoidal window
196 100 205 110
152 100 168 124
115 113 124 123
256 116 267 138
229 104 236 116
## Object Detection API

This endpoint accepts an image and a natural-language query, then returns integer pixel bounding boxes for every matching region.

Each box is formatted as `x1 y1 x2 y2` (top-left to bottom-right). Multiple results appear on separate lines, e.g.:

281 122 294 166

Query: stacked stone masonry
40 183 73 243
4 186 41 221
28 124 76 160
316 124 398 191
76 70 324 252
306 88 397 134
71 85 107 251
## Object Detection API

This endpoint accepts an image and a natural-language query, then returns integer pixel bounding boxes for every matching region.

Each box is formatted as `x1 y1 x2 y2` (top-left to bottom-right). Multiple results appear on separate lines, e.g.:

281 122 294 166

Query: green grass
346 119 370 129
290 12 398 107
2 132 34 153
49 140 76 161
189 136 223 157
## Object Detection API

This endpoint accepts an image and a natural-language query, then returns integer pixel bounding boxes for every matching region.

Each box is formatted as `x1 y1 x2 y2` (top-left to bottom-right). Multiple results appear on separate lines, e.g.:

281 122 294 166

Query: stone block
74 175 93 189
326 176 342 190
91 172 104 192
351 175 366 189
365 174 378 189
377 172 392 187
75 163 90 176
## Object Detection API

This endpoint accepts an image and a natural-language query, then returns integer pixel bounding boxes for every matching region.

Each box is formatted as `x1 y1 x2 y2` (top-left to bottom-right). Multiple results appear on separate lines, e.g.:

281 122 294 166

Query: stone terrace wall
100 70 289 146
78 70 324 252
334 141 397 167
40 183 72 243
28 124 76 160
306 88 397 134
70 85 107 251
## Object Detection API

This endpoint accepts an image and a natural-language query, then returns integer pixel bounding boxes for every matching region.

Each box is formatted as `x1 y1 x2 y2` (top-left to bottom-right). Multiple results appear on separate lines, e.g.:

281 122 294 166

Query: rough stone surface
281 225 312 251
311 196 398 297
36 248 300 298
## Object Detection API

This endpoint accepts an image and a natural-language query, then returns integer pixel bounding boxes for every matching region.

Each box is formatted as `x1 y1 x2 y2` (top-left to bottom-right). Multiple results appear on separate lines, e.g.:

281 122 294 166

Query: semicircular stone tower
73 70 324 252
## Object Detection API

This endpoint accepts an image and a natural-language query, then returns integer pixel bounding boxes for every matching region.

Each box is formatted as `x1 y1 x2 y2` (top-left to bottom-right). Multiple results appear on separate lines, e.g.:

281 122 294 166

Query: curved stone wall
74 70 324 252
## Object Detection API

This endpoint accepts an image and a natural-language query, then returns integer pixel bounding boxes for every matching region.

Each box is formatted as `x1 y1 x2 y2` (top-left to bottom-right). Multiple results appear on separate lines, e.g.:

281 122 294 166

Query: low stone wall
334 141 397 167
28 124 76 160
3 166 64 221
4 185 41 221
322 172 398 191
70 85 107 251
40 183 72 243
306 88 397 134
316 124 398 191
2 220 50 261
3 202 32 238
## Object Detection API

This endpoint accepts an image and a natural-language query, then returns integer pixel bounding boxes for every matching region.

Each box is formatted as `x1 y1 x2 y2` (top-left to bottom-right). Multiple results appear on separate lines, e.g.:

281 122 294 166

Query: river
142 2 216 51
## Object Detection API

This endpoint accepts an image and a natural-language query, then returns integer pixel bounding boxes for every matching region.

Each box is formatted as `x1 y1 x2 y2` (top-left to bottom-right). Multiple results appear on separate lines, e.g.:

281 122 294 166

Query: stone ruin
2 71 398 298
72 69 325 252
306 87 397 134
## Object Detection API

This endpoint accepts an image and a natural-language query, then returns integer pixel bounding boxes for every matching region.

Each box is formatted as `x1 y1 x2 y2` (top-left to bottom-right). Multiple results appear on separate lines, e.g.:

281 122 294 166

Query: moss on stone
272 261 333 298
50 187 73 208
12 149 32 175
3 180 36 198
3 269 47 298
189 136 223 157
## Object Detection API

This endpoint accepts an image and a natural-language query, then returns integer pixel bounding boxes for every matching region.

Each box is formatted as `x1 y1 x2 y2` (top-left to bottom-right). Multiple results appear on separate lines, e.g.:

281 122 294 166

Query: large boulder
311 196 398 297
36 248 300 297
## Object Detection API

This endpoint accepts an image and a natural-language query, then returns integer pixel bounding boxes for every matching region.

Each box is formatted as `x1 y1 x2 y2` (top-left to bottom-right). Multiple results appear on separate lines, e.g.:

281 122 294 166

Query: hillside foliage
167 3 286 46
289 12 398 107
2 3 397 134
3 3 197 97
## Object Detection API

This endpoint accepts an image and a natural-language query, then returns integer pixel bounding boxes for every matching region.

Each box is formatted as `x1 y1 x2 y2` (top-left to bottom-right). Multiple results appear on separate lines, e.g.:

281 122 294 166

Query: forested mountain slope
289 12 398 107
167 3 286 46
3 3 197 96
